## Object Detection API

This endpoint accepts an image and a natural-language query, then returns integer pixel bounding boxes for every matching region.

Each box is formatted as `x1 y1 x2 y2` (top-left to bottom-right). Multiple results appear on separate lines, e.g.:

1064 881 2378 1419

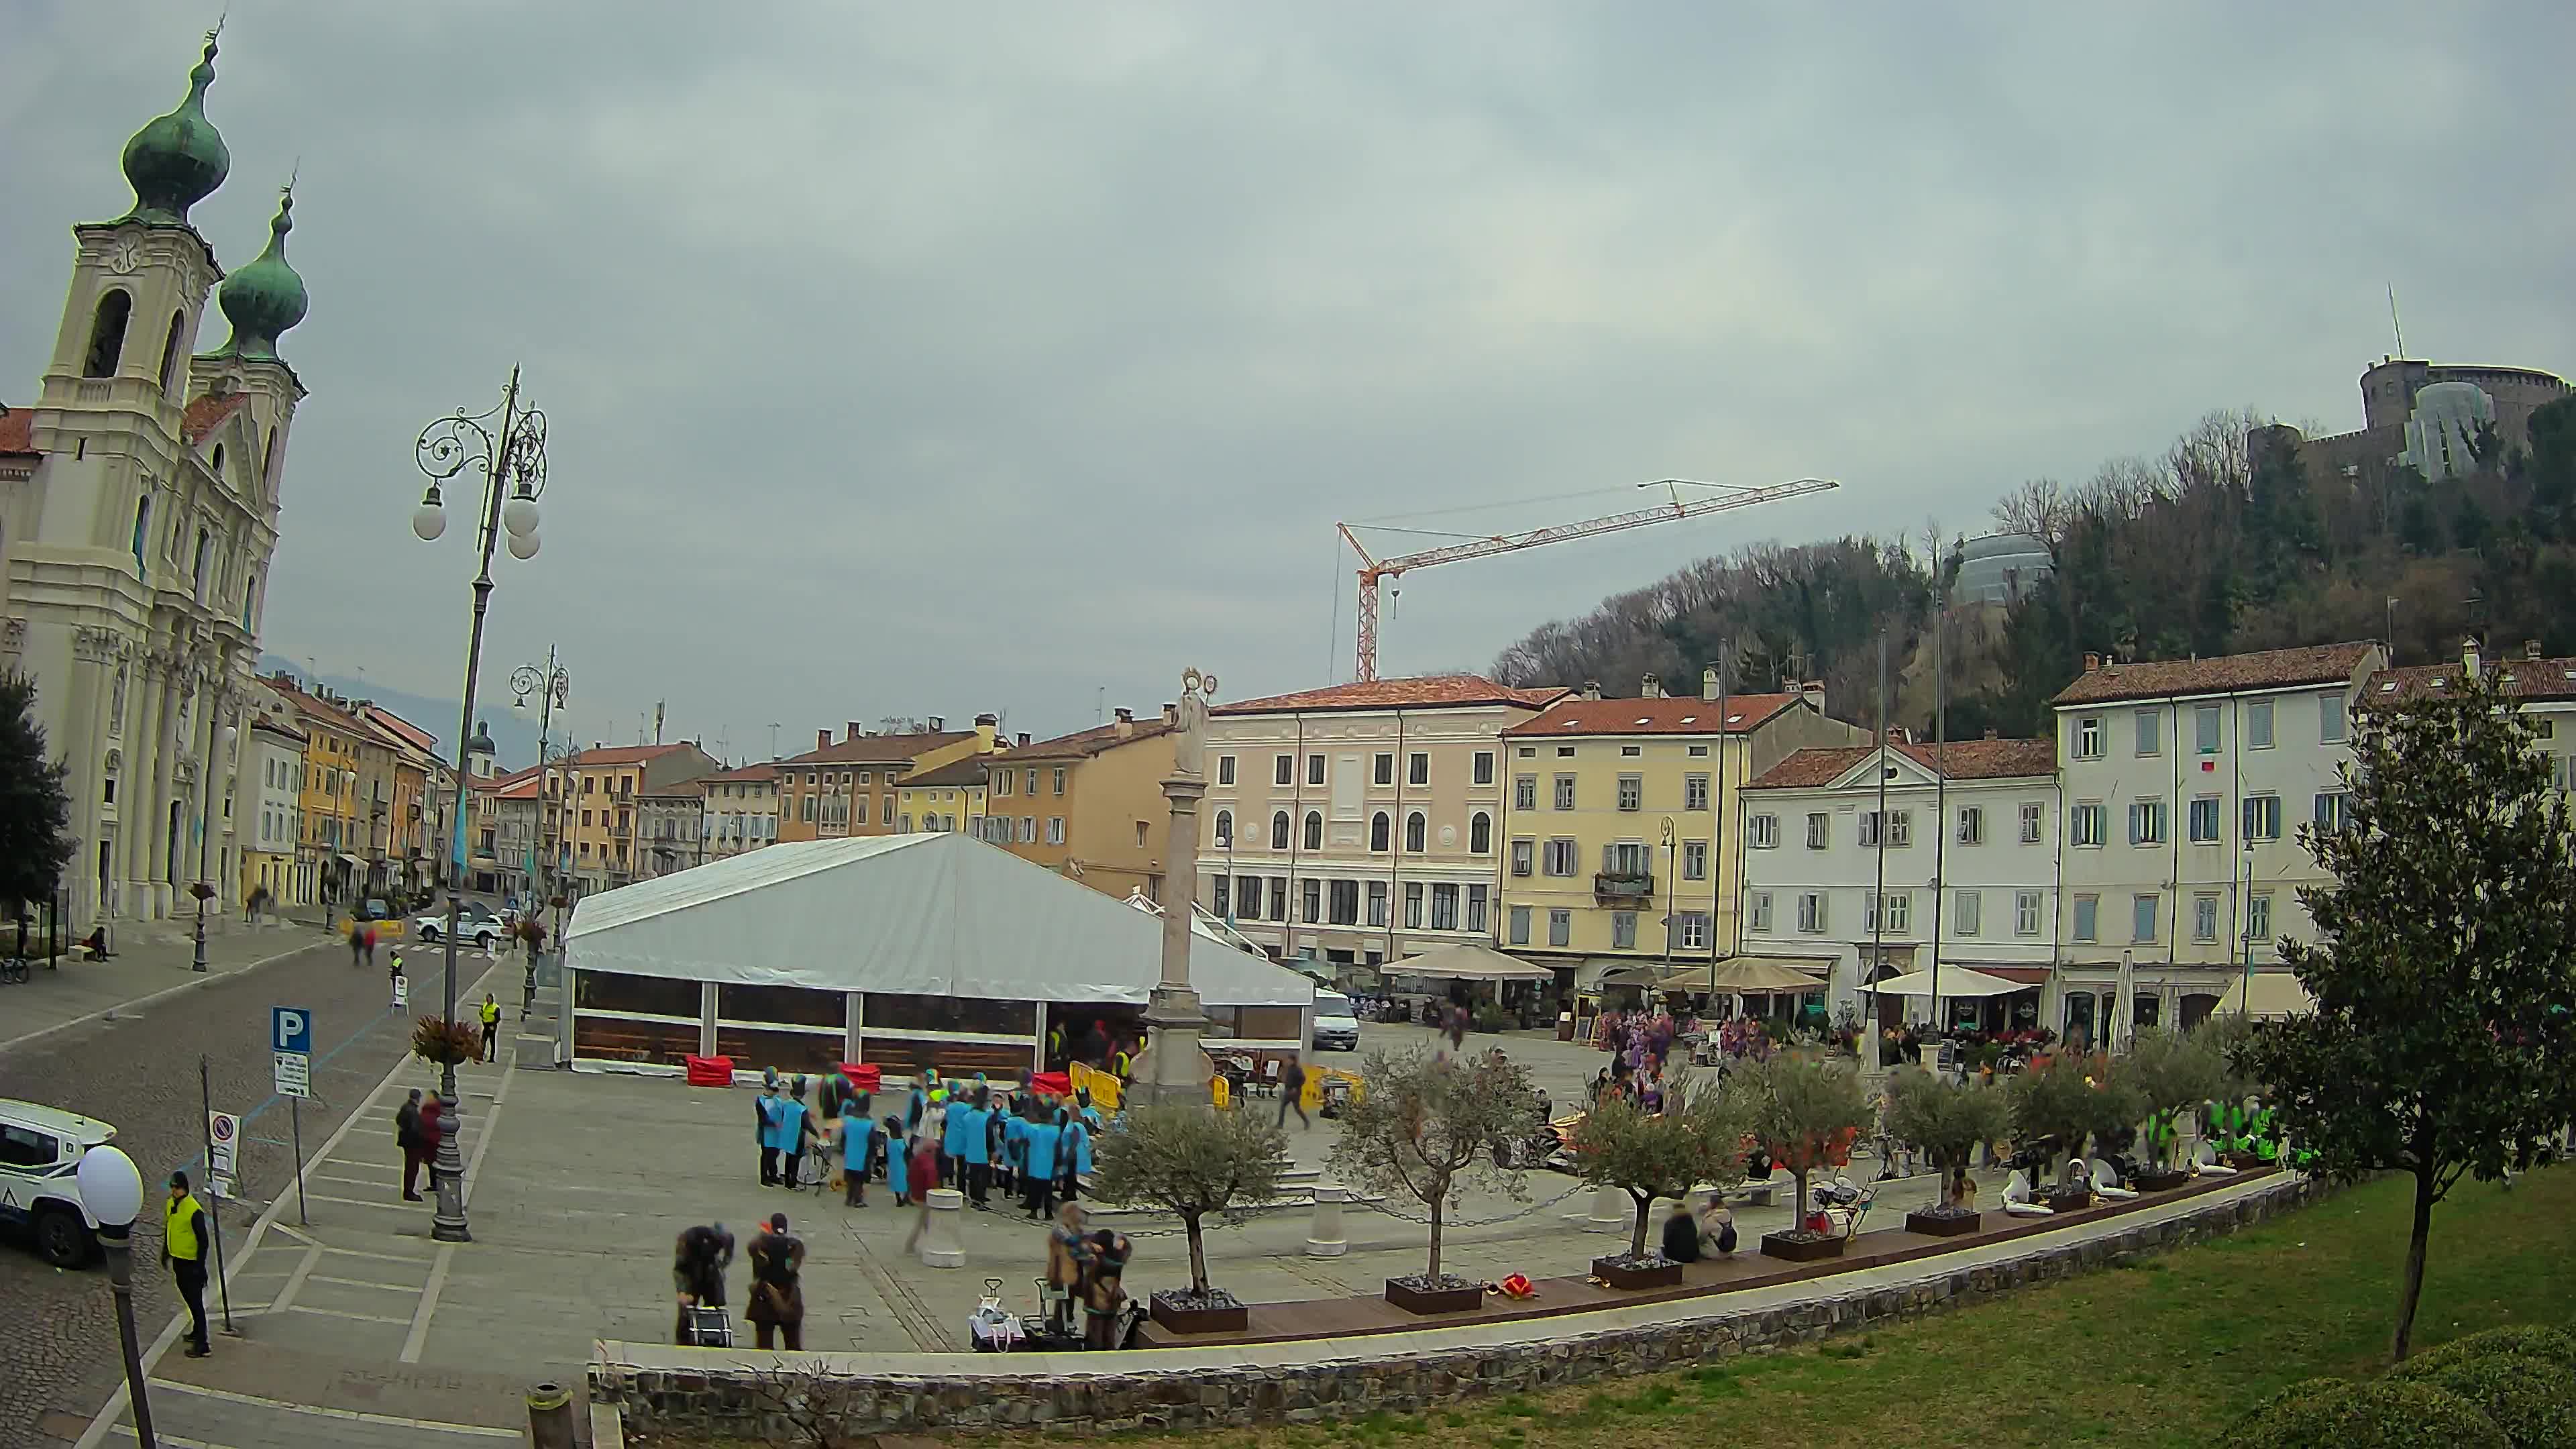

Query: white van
1311 991 1362 1051
0 1099 119 1267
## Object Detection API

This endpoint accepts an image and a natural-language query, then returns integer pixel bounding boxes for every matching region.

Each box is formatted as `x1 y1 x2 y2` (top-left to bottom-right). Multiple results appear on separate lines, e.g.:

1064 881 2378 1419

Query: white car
0 1099 118 1267
1311 991 1362 1051
414 903 501 950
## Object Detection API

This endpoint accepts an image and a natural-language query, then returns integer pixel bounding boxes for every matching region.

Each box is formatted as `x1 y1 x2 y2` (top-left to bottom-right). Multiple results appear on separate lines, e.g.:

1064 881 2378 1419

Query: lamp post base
191 900 207 973
430 1099 472 1242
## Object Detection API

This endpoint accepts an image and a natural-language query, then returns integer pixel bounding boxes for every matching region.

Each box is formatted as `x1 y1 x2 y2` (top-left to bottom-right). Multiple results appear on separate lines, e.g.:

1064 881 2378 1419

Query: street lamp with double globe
409 368 550 1244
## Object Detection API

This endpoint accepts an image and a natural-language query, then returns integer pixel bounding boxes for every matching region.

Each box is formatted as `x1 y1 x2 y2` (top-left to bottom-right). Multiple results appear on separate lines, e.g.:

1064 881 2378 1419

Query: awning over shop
1867 966 2023 998
1953 964 2051 985
334 853 366 869
564 831 1314 1008
1696 955 1831 993
1386 943 1556 982
2216 970 2315 1019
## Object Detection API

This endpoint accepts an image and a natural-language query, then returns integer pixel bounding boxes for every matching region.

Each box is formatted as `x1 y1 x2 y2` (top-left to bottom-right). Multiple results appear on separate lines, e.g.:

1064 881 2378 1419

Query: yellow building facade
773 716 1000 844
894 757 988 833
256 676 369 904
989 708 1177 902
1497 674 1862 985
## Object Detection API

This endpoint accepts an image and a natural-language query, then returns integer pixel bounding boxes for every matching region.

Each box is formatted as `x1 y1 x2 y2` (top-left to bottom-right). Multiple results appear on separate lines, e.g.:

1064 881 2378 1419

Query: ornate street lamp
409 368 549 1243
76 1144 155 1448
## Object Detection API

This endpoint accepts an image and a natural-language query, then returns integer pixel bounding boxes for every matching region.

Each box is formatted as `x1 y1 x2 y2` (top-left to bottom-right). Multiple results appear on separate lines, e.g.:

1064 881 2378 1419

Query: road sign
272 1051 313 1098
207 1110 239 1177
394 975 411 1009
272 1006 311 1055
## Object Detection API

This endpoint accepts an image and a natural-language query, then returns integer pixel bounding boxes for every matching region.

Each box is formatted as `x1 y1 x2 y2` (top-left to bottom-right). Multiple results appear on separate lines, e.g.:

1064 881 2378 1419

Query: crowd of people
750 1067 1108 1220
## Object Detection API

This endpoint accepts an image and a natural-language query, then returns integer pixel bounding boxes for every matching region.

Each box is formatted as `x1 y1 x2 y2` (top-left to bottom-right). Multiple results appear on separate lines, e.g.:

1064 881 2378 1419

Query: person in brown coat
745 1212 806 1350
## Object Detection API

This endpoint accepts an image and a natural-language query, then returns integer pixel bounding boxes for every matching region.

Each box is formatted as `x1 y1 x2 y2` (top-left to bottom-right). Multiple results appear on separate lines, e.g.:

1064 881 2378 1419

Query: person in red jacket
416 1089 447 1199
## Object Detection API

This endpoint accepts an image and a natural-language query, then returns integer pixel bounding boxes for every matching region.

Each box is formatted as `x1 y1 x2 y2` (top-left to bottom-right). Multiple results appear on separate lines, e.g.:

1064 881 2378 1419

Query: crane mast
1338 476 1840 682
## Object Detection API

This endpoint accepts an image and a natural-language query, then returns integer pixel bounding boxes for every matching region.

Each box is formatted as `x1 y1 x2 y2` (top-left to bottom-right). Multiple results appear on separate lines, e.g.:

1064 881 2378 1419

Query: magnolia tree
2233 669 2576 1361
0 672 72 958
1091 1103 1287 1303
1731 1053 1870 1234
2125 1026 2232 1172
2006 1051 2144 1187
1883 1067 2010 1212
1570 1072 1753 1260
1328 1046 1541 1285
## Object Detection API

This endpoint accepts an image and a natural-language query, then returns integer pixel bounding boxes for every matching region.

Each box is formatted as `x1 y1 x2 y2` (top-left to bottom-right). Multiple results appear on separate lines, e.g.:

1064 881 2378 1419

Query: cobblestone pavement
0 934 515 1449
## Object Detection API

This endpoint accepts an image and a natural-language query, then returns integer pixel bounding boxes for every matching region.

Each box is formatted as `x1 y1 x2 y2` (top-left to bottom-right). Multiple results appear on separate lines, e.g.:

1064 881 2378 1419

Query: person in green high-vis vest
164 1172 213 1357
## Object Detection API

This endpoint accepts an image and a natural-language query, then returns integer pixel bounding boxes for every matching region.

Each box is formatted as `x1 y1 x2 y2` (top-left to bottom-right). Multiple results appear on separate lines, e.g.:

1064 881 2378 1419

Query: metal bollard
1305 1184 1349 1257
1584 1184 1627 1232
920 1187 967 1268
526 1381 576 1449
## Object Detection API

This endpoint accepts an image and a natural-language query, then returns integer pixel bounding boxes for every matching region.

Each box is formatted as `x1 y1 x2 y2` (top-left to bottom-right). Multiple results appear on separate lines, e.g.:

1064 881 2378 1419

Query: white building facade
1740 739 2060 1032
241 716 304 908
0 35 309 928
700 763 781 861
2050 642 2385 1042
1195 675 1564 973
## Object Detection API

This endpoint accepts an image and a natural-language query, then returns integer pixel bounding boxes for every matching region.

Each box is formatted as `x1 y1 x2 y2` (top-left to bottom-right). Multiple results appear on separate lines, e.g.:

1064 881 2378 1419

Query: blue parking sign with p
273 1006 311 1055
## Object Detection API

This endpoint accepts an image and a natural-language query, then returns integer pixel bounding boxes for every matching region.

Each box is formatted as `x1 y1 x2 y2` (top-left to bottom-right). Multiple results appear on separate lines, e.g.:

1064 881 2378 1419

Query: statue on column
1171 667 1217 778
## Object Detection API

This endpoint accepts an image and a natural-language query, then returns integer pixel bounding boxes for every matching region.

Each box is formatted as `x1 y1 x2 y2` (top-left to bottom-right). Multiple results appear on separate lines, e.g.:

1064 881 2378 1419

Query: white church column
119 651 166 920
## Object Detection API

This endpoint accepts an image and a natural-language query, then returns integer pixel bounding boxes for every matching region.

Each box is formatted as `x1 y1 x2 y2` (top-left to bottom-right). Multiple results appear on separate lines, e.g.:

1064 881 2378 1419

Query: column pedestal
1305 1184 1348 1257
920 1187 966 1268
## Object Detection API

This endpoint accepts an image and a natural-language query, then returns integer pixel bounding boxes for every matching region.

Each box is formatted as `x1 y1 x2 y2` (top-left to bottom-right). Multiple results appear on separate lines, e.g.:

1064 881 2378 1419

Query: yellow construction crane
1337 476 1840 682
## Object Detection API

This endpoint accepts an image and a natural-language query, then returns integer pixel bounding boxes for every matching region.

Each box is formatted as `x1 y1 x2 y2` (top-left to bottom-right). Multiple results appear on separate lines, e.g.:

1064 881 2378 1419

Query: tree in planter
0 672 74 959
2231 667 2576 1362
1729 1053 1870 1234
2125 1026 2231 1174
1090 1103 1287 1305
1568 1071 1752 1260
2004 1050 2141 1193
1327 1046 1540 1286
1882 1067 2009 1212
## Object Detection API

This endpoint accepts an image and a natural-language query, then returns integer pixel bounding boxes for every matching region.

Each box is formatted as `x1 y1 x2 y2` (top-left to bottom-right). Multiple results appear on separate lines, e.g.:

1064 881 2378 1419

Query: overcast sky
7 3 2572 759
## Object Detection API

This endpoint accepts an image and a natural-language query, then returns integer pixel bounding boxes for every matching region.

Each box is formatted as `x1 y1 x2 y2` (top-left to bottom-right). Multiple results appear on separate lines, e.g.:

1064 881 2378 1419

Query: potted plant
1328 1046 1541 1314
2006 1051 2143 1212
1090 1104 1287 1334
1568 1073 1752 1287
2123 1026 2227 1190
1884 1067 2008 1236
1732 1053 1871 1262
411 1017 478 1068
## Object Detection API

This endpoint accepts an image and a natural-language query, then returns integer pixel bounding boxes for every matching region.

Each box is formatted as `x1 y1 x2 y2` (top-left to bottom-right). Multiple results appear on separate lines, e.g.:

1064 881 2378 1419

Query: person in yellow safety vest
164 1171 213 1357
478 993 502 1063
1110 1043 1133 1081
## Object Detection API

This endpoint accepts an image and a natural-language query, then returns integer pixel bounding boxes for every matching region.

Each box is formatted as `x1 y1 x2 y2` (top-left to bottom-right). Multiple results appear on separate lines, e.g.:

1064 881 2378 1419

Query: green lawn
973 1165 2576 1449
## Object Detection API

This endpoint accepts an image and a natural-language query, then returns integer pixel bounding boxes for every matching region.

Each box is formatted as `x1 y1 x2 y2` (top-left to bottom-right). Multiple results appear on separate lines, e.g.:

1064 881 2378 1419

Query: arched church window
157 311 186 392
129 496 152 574
85 290 133 378
211 444 225 481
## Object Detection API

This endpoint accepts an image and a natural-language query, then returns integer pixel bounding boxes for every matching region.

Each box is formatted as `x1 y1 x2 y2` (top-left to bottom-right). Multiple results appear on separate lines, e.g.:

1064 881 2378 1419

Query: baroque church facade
0 32 311 929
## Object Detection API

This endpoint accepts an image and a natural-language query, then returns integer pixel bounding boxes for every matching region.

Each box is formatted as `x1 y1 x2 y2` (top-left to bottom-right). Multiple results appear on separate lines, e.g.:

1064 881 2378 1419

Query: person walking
1279 1057 1310 1130
816 1070 848 1195
417 1089 447 1199
884 1116 912 1207
902 1126 941 1255
1022 1106 1062 1220
163 1172 213 1357
755 1079 783 1185
1057 1105 1091 1205
364 924 378 970
839 1094 877 1207
745 1213 806 1350
396 1089 428 1201
477 993 502 1064
672 1221 734 1345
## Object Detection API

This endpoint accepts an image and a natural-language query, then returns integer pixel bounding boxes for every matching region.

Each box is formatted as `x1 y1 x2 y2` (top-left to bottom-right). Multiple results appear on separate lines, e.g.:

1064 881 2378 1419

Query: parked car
415 900 501 949
0 1099 119 1267
1311 990 1362 1051
334 897 409 942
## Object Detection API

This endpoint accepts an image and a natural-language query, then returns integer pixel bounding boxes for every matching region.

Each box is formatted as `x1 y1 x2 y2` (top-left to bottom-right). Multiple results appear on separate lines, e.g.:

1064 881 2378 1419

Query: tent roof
1386 943 1556 981
1866 966 2024 998
564 832 1314 1008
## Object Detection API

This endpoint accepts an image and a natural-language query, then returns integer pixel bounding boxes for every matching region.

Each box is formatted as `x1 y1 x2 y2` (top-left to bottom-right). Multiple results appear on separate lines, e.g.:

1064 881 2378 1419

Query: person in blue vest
840 1093 879 1207
941 1082 975 1188
1002 1099 1031 1202
755 1079 784 1186
956 1089 994 1208
767 1081 810 1189
1073 1089 1105 1132
1057 1104 1093 1206
884 1116 913 1206
985 1095 1012 1202
1022 1108 1063 1220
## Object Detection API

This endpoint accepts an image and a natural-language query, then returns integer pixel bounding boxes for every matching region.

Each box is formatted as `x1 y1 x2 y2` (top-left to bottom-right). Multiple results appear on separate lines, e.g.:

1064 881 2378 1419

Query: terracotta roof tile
258 676 367 737
1501 693 1802 738
1215 674 1567 716
248 716 307 744
1746 737 2057 790
180 392 250 445
993 717 1175 760
2051 642 2381 706
0 407 36 457
700 762 780 783
900 757 990 788
775 731 977 766
566 743 691 767
2367 654 2576 704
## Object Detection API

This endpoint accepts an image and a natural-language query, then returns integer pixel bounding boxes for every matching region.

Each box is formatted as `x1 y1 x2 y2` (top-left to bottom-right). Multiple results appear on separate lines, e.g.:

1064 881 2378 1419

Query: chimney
2463 635 2481 678
2526 639 2542 661
1161 702 1178 727
1799 680 1827 712
2083 651 2101 672
847 721 863 741
975 712 999 726
1582 680 1602 701
927 715 945 732
1114 708 1135 738
817 729 831 751
973 713 999 751
1640 673 1662 698
1016 732 1031 748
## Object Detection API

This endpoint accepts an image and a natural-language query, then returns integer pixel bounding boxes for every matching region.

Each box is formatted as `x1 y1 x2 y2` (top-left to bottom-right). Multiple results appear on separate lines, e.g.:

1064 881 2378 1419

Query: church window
130 496 152 574
211 444 225 480
157 311 186 391
85 290 133 378
193 527 213 602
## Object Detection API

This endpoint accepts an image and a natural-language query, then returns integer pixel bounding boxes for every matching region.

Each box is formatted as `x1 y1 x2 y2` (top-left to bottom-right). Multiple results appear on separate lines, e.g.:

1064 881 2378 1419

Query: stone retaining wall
594 1176 2316 1441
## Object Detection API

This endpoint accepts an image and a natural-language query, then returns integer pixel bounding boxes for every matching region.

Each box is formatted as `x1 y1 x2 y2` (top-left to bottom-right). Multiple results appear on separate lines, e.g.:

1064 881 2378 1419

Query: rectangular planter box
2223 1151 2265 1171
1590 1255 1684 1289
1146 1293 1248 1336
1904 1209 1981 1237
2131 1167 2191 1193
1383 1278 1485 1316
1760 1231 1846 1263
2043 1188 2096 1215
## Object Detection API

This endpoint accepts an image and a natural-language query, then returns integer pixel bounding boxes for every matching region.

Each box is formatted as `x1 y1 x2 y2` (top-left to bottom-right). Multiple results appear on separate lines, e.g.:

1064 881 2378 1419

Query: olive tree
1091 1103 1287 1300
1568 1071 1752 1259
2125 1026 2231 1171
1883 1067 2010 1212
1328 1046 1540 1285
1729 1053 1870 1235
2006 1050 2143 1187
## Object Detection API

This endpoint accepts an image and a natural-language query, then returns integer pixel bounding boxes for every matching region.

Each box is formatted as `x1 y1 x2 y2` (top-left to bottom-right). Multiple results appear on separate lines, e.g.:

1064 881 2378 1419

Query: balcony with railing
1593 871 1654 900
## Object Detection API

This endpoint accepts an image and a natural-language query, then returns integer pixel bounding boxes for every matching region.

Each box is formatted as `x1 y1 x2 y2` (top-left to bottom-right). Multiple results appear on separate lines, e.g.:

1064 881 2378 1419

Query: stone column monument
1130 667 1218 1109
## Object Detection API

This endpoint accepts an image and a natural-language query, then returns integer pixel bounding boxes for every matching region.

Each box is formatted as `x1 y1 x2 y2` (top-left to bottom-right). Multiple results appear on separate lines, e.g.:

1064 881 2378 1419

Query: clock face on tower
106 236 145 275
